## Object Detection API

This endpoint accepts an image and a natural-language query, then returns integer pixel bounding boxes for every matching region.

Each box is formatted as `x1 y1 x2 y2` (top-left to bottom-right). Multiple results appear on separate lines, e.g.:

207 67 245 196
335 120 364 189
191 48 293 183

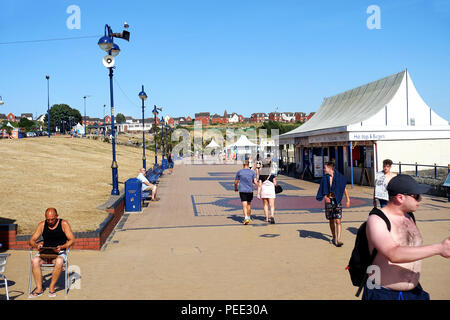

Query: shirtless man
364 174 450 300
373 159 397 208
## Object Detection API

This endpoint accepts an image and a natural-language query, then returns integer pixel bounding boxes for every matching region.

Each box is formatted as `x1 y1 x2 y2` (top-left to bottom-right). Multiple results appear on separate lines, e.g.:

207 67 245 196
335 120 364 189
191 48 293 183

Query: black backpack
346 207 415 297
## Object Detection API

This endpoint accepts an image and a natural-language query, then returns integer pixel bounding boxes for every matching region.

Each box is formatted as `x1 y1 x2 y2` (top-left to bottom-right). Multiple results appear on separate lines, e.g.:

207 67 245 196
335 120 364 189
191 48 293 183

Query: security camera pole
98 24 130 196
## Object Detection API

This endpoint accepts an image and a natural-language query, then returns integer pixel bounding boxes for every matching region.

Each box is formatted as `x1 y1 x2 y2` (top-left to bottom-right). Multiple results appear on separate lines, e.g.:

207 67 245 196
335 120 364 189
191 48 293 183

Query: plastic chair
0 253 10 300
28 246 70 296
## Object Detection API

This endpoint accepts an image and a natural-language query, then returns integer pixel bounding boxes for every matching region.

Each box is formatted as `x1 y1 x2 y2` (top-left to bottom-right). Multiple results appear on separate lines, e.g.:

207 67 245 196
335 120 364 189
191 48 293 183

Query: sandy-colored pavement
2 160 449 300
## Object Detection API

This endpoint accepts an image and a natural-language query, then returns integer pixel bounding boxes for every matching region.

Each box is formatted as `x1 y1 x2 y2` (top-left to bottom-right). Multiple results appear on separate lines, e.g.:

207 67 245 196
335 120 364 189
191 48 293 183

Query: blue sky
1 0 449 121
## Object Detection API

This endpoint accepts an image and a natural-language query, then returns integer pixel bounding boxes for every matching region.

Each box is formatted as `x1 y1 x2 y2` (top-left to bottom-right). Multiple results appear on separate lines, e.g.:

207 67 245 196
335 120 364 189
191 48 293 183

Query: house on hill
211 113 228 124
269 112 282 122
294 112 307 122
227 112 244 123
195 112 210 125
281 112 295 123
250 113 267 123
279 69 450 186
21 113 33 120
6 113 17 122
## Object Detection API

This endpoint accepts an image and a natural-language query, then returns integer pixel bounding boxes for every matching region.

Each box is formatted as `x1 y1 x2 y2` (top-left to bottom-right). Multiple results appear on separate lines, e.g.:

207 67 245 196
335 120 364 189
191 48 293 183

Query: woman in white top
257 164 277 224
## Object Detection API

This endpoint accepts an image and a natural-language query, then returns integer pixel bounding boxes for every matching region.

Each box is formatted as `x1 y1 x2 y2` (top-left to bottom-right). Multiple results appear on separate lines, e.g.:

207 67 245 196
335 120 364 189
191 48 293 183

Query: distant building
269 112 282 122
211 113 228 124
21 113 33 120
195 112 210 125
6 113 16 122
294 112 307 122
250 113 267 123
281 112 295 123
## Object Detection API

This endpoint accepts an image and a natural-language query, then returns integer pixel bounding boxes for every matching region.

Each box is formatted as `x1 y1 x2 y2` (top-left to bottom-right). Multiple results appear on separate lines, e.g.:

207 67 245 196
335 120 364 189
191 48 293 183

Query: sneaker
244 218 250 225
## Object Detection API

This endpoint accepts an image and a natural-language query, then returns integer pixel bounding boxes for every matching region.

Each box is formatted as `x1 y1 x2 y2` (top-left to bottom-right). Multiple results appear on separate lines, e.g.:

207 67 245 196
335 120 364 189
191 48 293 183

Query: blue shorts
362 283 430 300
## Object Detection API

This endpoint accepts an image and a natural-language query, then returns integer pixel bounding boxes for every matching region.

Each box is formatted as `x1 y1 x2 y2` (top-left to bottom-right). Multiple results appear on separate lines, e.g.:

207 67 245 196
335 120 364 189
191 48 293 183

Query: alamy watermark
367 5 381 30
66 5 81 30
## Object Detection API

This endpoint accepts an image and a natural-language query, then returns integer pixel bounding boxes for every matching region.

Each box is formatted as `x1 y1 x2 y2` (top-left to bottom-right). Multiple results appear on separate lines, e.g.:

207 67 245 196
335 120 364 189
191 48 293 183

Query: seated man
29 208 75 298
137 168 159 201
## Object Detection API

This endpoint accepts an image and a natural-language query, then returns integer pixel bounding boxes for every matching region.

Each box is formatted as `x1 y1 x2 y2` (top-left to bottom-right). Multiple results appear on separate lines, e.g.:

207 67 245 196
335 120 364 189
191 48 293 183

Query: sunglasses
403 194 421 201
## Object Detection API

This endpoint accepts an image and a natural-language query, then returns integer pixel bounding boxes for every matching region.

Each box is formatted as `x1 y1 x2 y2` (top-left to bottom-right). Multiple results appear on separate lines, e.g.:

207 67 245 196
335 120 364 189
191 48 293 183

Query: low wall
0 193 125 251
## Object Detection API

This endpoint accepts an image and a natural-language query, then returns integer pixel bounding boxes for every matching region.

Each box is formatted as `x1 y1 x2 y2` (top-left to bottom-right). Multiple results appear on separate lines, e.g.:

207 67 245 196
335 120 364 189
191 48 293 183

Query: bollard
415 162 418 177
434 163 437 180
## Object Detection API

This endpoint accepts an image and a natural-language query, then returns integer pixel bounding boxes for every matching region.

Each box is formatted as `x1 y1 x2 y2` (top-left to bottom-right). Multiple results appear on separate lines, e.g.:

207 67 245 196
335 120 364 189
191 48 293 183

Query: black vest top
42 219 68 247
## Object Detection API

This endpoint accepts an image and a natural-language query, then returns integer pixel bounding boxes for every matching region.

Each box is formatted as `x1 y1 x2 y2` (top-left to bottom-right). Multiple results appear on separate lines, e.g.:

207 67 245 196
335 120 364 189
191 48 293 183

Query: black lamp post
98 23 130 196
45 75 50 138
139 85 148 170
152 105 161 165
83 96 87 137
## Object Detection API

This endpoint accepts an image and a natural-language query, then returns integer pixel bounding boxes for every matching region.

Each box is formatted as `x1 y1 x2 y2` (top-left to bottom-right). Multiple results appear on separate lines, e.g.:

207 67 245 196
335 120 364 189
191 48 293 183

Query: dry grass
0 136 154 235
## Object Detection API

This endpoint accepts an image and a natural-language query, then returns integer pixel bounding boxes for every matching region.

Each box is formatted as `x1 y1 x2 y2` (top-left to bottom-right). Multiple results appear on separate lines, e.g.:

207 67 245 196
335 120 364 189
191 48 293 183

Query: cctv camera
124 22 129 29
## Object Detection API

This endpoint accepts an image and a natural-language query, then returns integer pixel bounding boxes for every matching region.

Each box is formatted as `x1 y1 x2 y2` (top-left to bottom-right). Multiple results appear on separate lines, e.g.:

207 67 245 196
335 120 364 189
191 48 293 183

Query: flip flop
28 289 44 299
48 290 57 298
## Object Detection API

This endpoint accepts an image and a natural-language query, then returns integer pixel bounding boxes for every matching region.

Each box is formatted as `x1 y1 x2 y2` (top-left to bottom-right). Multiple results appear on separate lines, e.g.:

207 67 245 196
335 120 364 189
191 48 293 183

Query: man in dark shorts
234 160 258 225
28 208 75 298
316 162 350 247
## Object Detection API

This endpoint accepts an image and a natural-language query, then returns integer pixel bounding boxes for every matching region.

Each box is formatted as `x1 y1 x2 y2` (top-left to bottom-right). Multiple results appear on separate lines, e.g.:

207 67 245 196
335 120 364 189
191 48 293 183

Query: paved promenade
2 160 450 300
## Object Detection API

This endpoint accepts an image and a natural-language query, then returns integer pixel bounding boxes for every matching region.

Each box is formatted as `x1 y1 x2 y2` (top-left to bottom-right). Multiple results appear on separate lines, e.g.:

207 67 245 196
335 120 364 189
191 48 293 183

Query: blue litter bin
162 158 168 170
125 178 142 212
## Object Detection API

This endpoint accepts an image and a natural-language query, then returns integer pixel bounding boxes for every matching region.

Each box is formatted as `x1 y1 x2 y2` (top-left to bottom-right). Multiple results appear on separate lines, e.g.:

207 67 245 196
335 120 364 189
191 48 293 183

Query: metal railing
393 162 449 180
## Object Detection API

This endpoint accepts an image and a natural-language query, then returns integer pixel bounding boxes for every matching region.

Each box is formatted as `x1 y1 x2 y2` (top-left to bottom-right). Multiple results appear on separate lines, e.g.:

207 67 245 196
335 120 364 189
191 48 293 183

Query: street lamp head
152 105 161 115
45 75 50 80
110 43 121 57
98 35 114 51
139 85 147 101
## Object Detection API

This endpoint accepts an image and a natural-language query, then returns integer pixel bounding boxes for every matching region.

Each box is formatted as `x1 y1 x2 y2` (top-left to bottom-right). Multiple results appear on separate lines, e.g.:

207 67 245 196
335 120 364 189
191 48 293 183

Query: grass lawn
0 135 154 235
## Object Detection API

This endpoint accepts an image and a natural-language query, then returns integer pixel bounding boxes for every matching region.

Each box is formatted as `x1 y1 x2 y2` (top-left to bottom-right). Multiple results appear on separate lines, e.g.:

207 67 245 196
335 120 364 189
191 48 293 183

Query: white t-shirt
374 172 389 201
137 173 151 191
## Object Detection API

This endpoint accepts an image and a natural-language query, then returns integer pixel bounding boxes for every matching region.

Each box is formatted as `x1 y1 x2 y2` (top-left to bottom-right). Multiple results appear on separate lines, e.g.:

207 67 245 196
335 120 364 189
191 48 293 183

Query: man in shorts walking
234 160 258 225
316 162 350 247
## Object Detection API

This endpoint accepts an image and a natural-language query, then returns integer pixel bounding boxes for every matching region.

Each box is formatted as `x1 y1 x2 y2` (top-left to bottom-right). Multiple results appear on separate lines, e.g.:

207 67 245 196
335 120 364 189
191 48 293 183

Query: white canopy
205 139 220 149
226 135 257 148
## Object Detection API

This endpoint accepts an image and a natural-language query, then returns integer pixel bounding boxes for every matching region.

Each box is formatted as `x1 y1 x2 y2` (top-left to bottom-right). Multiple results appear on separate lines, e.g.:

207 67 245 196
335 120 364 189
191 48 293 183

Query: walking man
364 174 450 300
234 160 258 225
316 162 350 247
373 159 397 208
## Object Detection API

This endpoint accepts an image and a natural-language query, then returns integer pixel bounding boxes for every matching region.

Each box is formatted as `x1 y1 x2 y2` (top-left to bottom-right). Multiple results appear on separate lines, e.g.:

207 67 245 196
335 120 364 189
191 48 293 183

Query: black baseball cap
387 174 430 197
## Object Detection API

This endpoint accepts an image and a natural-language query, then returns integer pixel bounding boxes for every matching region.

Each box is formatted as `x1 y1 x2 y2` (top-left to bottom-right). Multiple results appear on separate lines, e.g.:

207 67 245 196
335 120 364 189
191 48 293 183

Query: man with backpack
354 174 450 300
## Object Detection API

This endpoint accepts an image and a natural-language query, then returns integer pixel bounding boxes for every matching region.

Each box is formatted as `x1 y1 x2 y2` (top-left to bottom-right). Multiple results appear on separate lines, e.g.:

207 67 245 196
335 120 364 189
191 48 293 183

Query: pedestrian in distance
257 162 277 224
373 159 397 208
363 174 450 300
316 162 350 247
234 160 258 225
